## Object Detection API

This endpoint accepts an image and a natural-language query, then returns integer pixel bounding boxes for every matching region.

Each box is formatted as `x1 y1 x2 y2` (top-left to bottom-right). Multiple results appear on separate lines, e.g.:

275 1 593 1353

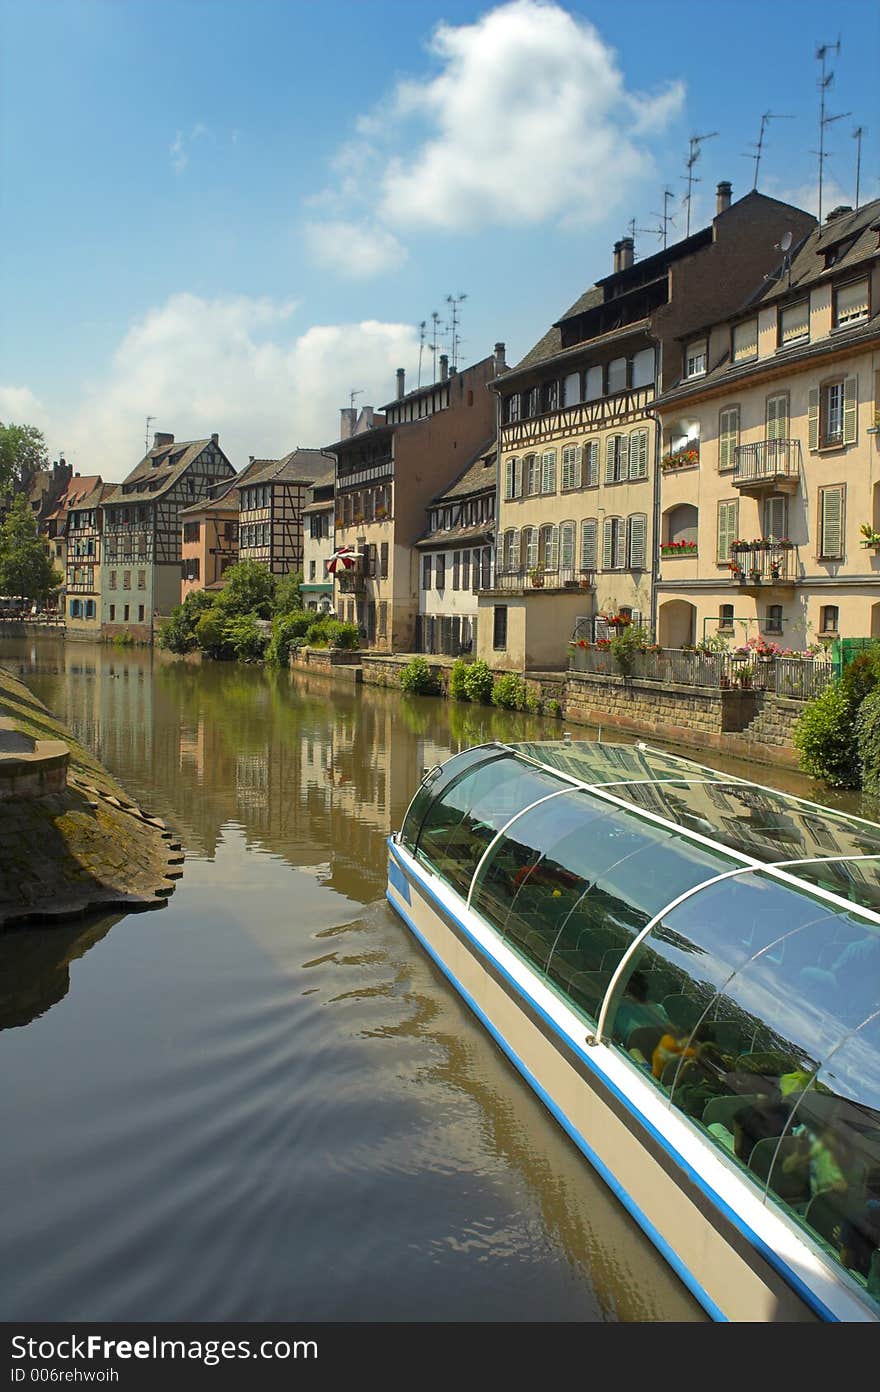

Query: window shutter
821 488 844 558
614 520 626 570
546 524 559 568
542 449 557 494
717 500 737 562
763 495 787 540
843 376 858 444
504 458 514 499
618 434 629 481
585 441 599 487
602 518 613 569
581 518 598 570
719 408 739 470
380 542 389 578
560 521 575 568
808 388 820 450
629 430 648 479
766 394 789 442
630 608 642 629
604 436 616 483
628 513 647 570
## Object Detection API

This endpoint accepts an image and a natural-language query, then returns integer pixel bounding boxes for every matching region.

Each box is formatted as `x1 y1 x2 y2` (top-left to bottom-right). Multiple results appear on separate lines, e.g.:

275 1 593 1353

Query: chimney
359 407 374 431
494 342 506 373
248 455 255 465
825 204 853 223
716 181 732 214
339 407 356 440
618 236 634 270
153 431 174 448
211 433 219 445
396 368 406 400
613 239 623 272
439 354 449 383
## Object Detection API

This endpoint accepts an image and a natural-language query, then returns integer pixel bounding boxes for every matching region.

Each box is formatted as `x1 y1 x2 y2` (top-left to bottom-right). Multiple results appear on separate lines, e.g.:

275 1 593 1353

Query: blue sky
1 0 878 475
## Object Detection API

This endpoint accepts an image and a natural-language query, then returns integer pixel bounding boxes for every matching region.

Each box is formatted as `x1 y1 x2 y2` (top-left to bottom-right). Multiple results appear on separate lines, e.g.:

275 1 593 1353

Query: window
765 604 783 634
525 454 541 496
309 561 316 581
763 494 788 541
718 407 739 471
505 454 521 500
522 527 538 570
539 524 558 569
607 357 627 394
85 601 95 619
631 347 654 389
820 604 839 634
732 319 758 363
380 542 388 579
560 521 575 571
561 445 581 491
627 514 648 570
604 434 629 483
584 366 603 400
138 605 145 622
69 599 80 618
504 394 520 423
628 429 649 480
541 449 557 495
109 604 115 622
717 499 738 563
779 300 809 346
109 570 117 590
563 372 581 406
378 601 387 639
719 604 734 631
453 551 461 590
685 340 707 378
523 387 538 418
834 278 869 328
123 570 131 589
183 522 200 542
423 556 432 590
436 554 446 589
583 440 599 488
602 517 625 570
493 605 508 650
541 380 558 413
819 485 845 560
137 570 146 590
502 529 518 573
765 392 789 442
580 518 598 571
809 377 858 449
462 549 470 590
123 604 130 622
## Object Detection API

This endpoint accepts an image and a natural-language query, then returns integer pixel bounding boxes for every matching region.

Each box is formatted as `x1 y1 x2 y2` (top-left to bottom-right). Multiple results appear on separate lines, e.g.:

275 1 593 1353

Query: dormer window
779 300 809 347
732 319 758 363
685 340 707 379
834 278 869 328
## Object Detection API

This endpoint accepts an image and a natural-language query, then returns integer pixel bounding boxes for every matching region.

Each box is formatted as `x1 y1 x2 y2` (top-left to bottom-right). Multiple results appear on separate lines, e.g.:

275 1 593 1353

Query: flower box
661 447 700 470
661 542 698 556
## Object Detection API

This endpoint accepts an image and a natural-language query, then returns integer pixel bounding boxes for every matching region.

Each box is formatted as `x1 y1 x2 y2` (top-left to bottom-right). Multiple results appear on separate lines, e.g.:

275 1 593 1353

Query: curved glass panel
512 740 710 787
416 758 561 898
400 744 504 853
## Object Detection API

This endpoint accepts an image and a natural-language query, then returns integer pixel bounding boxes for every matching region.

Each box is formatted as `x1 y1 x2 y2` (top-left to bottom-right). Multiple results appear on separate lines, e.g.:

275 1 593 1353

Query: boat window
416 759 561 899
400 745 505 853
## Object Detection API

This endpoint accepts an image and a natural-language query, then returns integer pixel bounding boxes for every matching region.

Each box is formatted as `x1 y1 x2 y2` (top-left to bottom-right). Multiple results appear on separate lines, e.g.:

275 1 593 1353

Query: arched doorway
658 599 696 649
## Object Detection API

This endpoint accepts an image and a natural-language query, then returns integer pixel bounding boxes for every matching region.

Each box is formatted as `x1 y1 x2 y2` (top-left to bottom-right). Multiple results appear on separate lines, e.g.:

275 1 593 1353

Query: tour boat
386 739 880 1322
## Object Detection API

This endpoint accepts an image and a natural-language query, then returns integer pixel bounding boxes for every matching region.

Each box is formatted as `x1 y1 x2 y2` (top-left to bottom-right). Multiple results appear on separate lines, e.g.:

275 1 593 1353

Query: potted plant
528 563 545 588
860 523 880 548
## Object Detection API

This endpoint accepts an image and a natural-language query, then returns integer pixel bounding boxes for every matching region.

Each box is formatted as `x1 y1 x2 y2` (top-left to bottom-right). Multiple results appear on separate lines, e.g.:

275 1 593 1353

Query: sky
1 0 878 478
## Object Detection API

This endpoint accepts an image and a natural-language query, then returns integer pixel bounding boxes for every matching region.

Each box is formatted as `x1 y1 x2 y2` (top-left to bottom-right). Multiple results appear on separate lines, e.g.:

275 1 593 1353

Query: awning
327 546 362 575
300 582 333 592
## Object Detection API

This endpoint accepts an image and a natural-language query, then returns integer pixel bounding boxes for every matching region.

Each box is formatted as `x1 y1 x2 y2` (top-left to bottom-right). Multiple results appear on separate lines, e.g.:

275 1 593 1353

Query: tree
274 569 303 616
0 422 50 491
214 559 276 618
0 496 62 602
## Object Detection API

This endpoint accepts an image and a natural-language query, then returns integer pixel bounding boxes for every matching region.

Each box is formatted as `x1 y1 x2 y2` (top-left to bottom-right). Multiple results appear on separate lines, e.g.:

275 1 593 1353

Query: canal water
1 635 863 1323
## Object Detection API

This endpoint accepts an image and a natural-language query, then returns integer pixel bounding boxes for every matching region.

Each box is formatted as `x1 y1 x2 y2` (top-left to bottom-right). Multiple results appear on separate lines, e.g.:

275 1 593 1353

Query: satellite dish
780 231 793 252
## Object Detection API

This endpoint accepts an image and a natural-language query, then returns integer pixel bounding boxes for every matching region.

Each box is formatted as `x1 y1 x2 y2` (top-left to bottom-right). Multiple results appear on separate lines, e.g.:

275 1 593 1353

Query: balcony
334 568 366 594
728 542 800 589
733 440 800 494
485 566 595 595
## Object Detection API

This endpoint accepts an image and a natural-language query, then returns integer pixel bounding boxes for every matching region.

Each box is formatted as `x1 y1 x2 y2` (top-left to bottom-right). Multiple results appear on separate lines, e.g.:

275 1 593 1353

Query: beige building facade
655 199 880 650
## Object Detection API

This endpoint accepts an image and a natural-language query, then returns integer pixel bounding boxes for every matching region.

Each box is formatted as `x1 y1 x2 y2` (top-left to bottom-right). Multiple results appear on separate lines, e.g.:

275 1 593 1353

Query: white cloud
0 385 48 427
170 123 209 175
305 0 685 267
3 294 422 476
303 220 407 278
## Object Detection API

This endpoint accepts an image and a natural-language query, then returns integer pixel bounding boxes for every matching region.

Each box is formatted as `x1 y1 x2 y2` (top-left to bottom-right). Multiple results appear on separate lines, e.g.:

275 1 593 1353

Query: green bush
157 589 215 653
611 624 649 675
111 631 134 647
195 608 232 660
545 699 561 719
492 672 527 710
524 690 541 715
840 650 880 707
274 571 303 616
857 689 880 796
214 559 276 618
462 659 494 705
266 610 314 665
224 613 269 662
304 617 360 649
793 683 860 786
449 658 470 701
398 656 438 695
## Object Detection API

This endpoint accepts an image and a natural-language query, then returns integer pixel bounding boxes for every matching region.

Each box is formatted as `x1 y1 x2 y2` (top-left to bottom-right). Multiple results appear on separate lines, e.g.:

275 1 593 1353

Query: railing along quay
568 644 833 700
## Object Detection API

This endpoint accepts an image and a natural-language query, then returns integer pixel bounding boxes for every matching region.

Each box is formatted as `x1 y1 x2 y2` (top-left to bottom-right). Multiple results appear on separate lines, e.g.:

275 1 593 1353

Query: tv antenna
349 388 363 414
417 320 427 388
746 111 794 191
853 125 867 209
683 131 718 237
446 293 467 371
627 217 663 257
145 415 156 453
650 188 677 249
815 39 850 222
429 310 444 382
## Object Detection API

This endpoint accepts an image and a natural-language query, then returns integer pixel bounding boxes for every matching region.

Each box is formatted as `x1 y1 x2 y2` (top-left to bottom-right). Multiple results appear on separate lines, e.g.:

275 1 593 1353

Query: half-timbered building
100 431 235 641
238 449 332 577
62 479 115 638
414 440 496 657
481 183 815 671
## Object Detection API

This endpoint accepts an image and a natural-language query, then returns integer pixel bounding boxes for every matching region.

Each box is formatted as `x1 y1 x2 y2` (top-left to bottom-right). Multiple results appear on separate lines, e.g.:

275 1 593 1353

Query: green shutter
602 518 613 568
821 488 844 558
605 436 616 483
618 434 630 481
843 376 858 445
629 430 647 479
614 519 627 569
808 388 820 451
581 518 598 570
572 444 582 489
585 441 598 487
628 513 647 569
766 394 788 442
717 500 737 562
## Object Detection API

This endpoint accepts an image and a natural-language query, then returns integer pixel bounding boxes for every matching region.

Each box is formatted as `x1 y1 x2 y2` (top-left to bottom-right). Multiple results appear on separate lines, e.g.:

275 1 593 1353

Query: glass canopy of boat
399 741 880 1311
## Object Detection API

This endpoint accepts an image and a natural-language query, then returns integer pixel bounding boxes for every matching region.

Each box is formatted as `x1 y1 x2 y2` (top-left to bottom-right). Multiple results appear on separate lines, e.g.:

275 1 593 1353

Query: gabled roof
755 197 880 307
239 448 335 489
45 474 103 521
107 437 229 504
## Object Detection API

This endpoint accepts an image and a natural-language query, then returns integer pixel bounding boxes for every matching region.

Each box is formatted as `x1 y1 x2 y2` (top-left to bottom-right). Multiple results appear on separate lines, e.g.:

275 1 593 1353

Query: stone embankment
0 666 183 929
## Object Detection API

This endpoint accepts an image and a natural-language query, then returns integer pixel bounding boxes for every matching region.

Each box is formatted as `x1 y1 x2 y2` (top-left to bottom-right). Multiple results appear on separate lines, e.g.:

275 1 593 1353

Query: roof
239 448 334 490
118 438 212 498
414 520 495 550
756 198 880 308
45 475 103 520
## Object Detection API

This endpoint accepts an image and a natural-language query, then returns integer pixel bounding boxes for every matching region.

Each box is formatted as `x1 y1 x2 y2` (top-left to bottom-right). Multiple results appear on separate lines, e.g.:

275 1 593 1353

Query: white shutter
766 394 789 442
561 445 580 490
515 457 523 498
614 520 627 570
763 495 787 540
605 436 617 483
717 500 737 563
618 434 629 481
808 388 820 451
602 518 614 569
504 458 514 500
719 408 739 471
843 376 858 444
581 518 598 570
628 514 647 570
585 441 599 487
629 430 648 479
630 608 643 629
571 444 582 489
560 521 575 569
524 527 539 569
820 488 844 559
542 449 557 494
547 524 559 569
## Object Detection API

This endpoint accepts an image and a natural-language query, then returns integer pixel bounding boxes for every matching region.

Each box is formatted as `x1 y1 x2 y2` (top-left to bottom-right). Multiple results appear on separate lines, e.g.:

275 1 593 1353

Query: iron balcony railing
487 566 595 593
729 542 800 584
568 644 833 700
733 439 801 487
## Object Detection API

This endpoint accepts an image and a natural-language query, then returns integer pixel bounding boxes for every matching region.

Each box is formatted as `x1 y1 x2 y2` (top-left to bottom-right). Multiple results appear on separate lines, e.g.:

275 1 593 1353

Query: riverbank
0 665 183 928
